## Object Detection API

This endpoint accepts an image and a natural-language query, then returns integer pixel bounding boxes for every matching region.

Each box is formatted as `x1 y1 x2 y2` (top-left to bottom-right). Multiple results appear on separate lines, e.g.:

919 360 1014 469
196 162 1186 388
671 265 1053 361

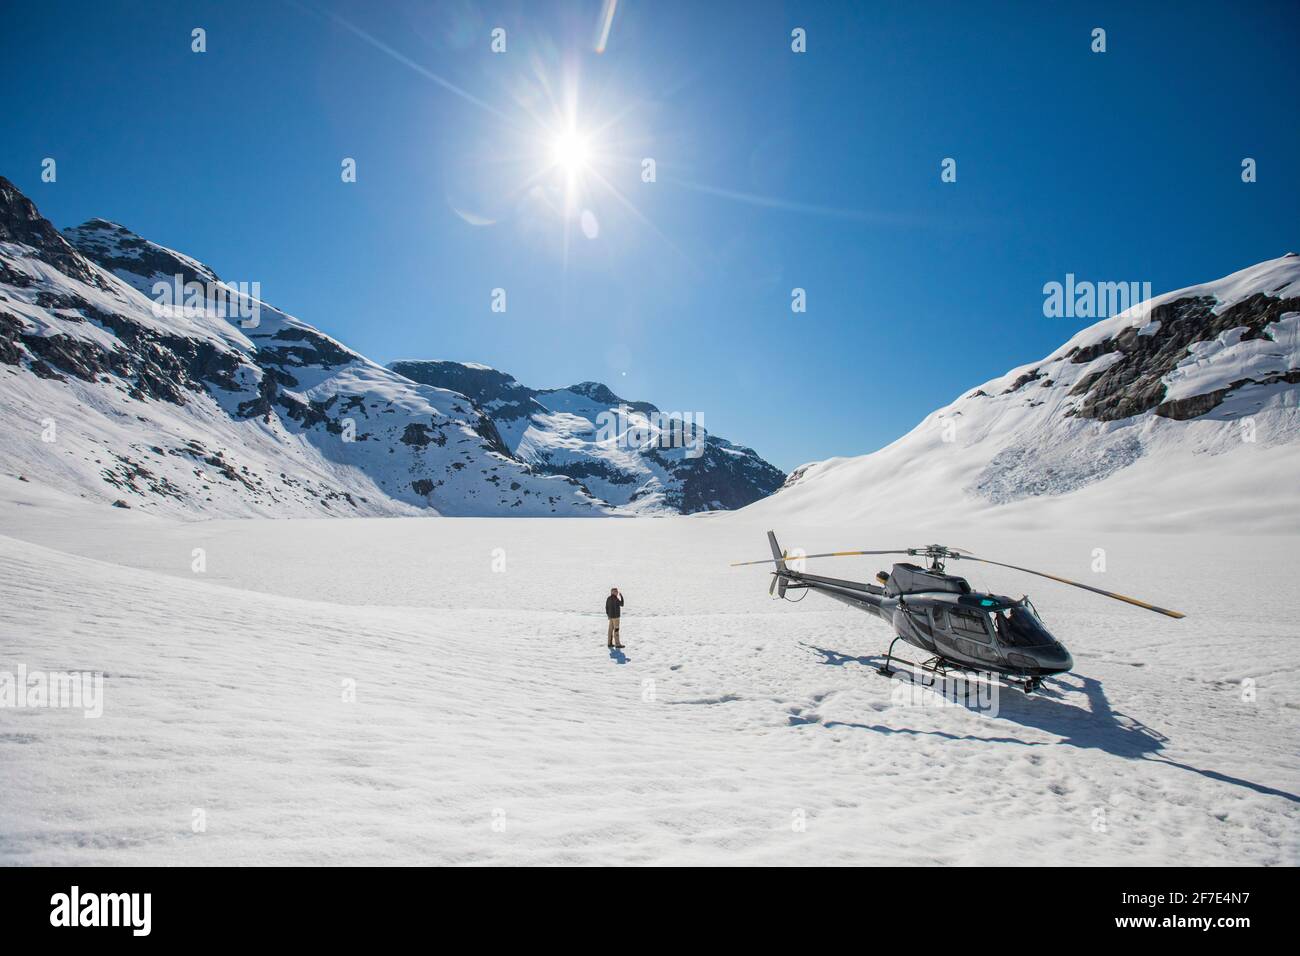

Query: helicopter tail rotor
766 531 788 572
766 531 790 598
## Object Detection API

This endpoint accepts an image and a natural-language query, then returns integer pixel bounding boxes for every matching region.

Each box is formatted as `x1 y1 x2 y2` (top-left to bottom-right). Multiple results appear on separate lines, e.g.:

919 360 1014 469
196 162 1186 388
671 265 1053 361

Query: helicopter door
945 607 1000 664
926 608 966 660
927 608 959 656
898 606 937 652
924 605 997 665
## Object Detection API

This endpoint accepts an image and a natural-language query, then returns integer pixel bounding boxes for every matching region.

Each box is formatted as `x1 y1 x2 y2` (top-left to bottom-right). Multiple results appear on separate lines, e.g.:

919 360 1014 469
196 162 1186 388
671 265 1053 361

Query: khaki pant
607 618 621 646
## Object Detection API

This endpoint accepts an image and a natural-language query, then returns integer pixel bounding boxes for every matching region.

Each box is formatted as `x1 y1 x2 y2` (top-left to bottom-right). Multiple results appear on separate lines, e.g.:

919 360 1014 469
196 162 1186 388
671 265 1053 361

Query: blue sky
3 0 1296 471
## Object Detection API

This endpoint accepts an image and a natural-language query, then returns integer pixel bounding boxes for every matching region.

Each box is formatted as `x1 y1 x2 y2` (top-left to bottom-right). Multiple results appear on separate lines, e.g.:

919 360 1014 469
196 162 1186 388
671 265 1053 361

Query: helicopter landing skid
876 638 963 686
877 638 1041 694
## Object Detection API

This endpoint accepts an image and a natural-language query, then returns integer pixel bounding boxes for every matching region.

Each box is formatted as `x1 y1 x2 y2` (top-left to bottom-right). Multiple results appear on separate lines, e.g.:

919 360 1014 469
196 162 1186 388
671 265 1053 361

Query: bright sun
550 130 591 174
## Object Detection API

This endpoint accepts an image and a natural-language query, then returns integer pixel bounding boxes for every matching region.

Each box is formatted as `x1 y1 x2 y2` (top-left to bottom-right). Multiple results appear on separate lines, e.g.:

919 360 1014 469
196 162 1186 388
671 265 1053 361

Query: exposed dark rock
0 177 107 288
1154 369 1300 420
255 327 356 369
1069 292 1300 421
0 311 26 364
471 414 510 458
237 373 278 420
1154 388 1231 421
673 439 786 513
1002 369 1043 394
29 359 64 380
63 218 220 287
401 422 445 447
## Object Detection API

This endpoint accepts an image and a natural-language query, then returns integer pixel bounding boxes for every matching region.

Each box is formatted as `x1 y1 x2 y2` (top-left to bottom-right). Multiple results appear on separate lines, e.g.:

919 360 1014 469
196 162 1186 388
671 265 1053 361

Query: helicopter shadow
803 643 1300 804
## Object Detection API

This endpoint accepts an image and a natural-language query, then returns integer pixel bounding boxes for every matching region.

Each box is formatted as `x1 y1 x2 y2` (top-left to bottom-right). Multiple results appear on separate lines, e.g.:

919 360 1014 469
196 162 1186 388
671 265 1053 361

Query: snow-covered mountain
749 254 1300 533
388 360 785 514
0 176 615 517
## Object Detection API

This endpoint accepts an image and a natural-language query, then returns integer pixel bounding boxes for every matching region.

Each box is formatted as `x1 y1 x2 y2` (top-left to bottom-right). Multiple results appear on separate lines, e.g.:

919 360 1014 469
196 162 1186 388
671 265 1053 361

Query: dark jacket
605 593 624 619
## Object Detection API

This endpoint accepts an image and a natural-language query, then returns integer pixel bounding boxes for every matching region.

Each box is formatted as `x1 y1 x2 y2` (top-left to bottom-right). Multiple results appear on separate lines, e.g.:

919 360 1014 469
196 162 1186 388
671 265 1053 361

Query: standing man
606 587 625 649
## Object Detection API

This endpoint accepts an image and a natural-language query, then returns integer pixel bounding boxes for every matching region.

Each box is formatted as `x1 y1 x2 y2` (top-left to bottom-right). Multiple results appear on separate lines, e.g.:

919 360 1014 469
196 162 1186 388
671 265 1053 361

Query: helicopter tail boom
758 532 888 614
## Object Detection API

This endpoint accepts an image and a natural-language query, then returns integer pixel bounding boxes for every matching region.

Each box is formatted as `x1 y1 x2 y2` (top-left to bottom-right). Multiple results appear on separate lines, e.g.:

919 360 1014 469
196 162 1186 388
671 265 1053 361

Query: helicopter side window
930 608 949 631
948 608 991 643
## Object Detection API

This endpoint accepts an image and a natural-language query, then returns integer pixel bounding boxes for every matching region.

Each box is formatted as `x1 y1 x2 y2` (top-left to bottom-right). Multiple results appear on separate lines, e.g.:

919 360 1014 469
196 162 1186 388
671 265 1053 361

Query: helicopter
732 532 1184 694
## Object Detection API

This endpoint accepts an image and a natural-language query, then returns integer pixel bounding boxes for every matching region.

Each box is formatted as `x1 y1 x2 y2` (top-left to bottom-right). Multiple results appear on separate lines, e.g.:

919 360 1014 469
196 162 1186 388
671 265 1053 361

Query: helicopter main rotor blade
730 549 911 568
955 555 1186 619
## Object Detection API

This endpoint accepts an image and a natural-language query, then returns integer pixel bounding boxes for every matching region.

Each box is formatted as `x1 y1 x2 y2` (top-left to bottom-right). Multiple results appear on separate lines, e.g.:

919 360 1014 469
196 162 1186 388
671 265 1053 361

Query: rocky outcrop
0 177 107 288
1067 291 1300 422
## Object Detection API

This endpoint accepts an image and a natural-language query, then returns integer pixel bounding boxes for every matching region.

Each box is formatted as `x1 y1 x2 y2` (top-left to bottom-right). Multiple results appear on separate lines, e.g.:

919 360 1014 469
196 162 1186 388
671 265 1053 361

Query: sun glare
550 130 591 174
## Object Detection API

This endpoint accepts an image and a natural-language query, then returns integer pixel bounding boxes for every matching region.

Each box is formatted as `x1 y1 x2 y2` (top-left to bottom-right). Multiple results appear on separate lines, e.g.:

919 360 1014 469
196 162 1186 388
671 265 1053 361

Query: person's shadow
609 647 629 665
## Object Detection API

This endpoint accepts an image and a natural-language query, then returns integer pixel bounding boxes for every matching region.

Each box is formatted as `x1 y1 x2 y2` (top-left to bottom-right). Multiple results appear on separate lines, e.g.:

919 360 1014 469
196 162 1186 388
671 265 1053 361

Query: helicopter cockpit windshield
991 604 1056 647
